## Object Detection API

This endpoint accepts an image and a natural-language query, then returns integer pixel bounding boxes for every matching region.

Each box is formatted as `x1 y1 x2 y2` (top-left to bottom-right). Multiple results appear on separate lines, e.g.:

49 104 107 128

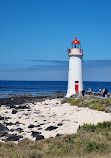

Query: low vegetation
1 121 111 157
61 96 111 112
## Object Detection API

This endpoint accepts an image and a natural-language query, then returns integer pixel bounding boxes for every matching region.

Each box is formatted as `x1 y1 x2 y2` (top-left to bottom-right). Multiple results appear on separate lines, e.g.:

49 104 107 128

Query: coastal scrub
61 96 111 112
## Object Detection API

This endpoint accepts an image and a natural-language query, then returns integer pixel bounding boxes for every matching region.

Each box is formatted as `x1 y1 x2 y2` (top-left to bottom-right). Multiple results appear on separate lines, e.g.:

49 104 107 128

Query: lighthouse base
66 90 82 97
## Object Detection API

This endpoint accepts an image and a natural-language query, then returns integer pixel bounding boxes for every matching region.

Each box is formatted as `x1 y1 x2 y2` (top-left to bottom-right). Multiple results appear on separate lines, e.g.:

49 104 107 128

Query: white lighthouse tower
66 37 83 97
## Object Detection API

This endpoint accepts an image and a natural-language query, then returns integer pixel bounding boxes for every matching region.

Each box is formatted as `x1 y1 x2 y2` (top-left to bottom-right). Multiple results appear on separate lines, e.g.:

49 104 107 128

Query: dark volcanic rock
0 96 50 108
40 123 45 126
5 134 23 141
15 121 20 125
5 117 11 120
35 135 44 141
28 124 35 128
45 126 58 131
0 124 9 131
15 105 30 110
53 93 64 98
10 129 15 132
36 124 41 127
0 131 8 137
31 131 41 137
12 109 18 114
57 123 63 126
0 116 5 120
56 133 63 137
15 128 23 133
5 122 14 126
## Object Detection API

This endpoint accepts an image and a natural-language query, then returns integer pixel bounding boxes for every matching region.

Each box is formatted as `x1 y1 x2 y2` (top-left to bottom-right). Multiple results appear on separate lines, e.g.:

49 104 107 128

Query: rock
12 109 18 114
15 128 23 133
0 131 8 137
0 96 50 108
45 126 58 131
15 105 30 110
5 117 11 120
0 124 9 132
56 133 63 137
5 134 23 141
35 135 44 141
31 131 41 137
40 123 45 126
14 121 20 125
57 123 63 126
5 122 14 126
38 128 42 130
28 124 35 128
36 124 41 127
53 93 64 98
0 116 4 120
10 129 15 132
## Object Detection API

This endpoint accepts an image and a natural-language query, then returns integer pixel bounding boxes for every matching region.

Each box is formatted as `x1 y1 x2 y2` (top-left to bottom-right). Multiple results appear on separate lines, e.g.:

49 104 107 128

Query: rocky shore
0 94 111 143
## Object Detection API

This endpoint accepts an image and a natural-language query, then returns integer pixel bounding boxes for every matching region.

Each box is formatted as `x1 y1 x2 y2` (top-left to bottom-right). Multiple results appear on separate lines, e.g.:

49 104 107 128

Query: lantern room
72 37 81 49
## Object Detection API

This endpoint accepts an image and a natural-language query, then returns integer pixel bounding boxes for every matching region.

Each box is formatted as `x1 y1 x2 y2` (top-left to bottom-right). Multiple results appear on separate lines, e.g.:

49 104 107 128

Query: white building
66 37 83 97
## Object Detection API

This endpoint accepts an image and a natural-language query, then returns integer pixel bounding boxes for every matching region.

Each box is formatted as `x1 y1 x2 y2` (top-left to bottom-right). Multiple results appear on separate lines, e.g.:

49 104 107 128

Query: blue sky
0 0 111 81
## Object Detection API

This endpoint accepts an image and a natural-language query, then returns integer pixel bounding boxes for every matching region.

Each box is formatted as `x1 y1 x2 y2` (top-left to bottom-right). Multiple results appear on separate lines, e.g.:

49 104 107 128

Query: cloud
83 60 111 81
30 59 68 65
0 60 111 81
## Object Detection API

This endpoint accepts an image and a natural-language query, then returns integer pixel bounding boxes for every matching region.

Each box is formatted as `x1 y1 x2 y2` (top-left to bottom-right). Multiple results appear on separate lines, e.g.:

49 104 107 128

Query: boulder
5 134 23 141
45 126 58 131
12 109 18 114
31 131 41 137
56 133 63 137
0 116 4 120
0 124 8 132
35 135 44 141
57 123 63 126
28 124 35 128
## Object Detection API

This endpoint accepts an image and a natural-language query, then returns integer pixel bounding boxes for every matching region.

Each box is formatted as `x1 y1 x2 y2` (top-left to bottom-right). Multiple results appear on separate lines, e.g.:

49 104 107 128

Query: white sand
0 98 111 141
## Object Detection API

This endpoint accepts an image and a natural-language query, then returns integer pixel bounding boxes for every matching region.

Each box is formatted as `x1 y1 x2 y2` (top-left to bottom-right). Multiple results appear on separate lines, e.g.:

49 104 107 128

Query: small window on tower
75 81 79 83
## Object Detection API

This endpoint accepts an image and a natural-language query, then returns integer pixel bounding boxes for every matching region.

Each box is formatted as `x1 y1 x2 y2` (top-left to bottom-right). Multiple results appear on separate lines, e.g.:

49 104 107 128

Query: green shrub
61 98 68 104
79 123 96 132
67 98 80 105
105 106 111 113
87 141 108 152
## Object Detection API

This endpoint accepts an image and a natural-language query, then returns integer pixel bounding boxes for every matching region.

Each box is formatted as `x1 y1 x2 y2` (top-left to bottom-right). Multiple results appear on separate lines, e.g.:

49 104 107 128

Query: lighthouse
66 37 83 97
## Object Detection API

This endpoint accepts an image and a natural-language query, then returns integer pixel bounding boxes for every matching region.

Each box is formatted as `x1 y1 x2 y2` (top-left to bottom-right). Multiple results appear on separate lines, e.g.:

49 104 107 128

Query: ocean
0 81 111 97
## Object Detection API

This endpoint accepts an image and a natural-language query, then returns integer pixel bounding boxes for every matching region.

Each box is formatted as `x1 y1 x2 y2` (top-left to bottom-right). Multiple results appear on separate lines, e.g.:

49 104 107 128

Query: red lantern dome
72 37 80 44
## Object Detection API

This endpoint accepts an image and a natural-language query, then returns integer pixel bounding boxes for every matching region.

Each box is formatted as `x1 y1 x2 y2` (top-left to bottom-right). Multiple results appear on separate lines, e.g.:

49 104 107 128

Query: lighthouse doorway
75 81 79 92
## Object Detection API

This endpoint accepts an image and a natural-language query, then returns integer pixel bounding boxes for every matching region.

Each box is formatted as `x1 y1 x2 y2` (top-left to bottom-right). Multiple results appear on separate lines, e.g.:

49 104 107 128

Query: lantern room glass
72 44 81 49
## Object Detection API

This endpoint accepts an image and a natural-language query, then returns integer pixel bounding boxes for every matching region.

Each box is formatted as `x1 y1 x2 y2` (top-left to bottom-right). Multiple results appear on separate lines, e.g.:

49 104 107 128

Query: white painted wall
66 50 83 97
70 48 83 55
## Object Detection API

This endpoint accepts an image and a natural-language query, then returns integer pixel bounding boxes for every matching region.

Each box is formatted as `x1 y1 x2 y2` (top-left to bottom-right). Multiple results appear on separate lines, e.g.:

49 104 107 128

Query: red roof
72 37 80 44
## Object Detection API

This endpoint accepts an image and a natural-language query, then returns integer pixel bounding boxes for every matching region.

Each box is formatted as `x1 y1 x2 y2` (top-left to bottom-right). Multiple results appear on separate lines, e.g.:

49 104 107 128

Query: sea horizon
1 80 111 82
0 80 111 97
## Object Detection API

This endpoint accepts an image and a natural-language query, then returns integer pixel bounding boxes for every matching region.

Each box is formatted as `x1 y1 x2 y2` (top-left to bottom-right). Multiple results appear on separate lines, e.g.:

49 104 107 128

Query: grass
1 121 111 157
61 96 111 112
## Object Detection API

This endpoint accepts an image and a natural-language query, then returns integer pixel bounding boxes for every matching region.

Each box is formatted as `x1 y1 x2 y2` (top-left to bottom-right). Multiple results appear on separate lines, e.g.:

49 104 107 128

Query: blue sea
0 81 111 97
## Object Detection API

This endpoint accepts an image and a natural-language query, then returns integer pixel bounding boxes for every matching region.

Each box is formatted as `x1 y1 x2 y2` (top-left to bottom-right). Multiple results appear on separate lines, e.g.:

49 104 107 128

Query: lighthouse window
77 44 80 48
74 44 76 48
